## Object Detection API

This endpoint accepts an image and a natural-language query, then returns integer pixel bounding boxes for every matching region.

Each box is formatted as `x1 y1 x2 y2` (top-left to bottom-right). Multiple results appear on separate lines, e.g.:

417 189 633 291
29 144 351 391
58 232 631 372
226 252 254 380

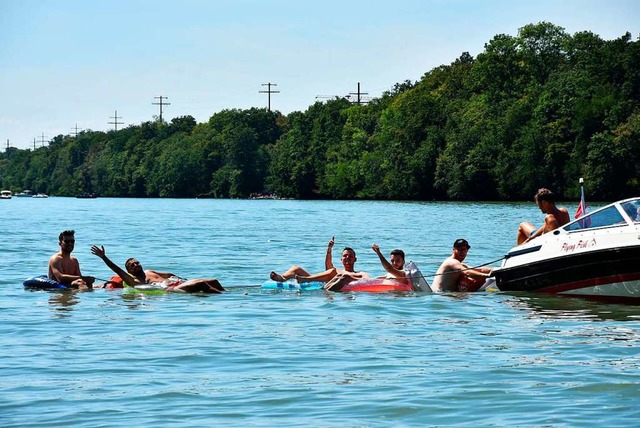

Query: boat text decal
561 239 597 253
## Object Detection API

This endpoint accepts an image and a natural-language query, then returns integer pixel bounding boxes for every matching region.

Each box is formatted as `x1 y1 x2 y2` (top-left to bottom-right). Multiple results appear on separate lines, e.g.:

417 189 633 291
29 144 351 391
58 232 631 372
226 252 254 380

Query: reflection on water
504 292 640 322
48 290 80 314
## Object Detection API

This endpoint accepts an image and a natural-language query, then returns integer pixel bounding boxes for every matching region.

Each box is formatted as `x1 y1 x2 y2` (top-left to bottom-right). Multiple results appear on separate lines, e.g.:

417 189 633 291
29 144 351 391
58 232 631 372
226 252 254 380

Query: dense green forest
2 22 639 201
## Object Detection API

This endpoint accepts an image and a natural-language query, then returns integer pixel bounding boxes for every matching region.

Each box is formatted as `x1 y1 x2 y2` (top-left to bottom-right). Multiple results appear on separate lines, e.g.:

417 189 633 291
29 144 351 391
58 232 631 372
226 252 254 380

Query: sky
1 0 639 150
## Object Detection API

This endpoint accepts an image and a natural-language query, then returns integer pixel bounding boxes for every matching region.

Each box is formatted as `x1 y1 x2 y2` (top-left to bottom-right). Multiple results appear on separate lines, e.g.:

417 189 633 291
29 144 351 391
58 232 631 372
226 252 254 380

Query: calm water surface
1 198 639 427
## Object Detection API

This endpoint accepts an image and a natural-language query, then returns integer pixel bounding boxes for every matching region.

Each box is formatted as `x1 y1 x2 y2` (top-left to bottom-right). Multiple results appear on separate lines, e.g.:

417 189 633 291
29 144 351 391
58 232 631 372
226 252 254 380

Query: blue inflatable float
23 275 67 290
261 280 324 290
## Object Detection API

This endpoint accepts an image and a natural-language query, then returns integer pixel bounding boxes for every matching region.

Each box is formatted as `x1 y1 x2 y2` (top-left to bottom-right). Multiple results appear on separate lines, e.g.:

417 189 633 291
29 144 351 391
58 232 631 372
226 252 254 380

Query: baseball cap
453 238 470 249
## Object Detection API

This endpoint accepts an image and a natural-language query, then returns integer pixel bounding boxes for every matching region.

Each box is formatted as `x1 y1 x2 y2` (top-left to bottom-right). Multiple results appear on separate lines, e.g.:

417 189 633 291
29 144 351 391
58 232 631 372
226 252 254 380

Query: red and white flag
575 180 591 227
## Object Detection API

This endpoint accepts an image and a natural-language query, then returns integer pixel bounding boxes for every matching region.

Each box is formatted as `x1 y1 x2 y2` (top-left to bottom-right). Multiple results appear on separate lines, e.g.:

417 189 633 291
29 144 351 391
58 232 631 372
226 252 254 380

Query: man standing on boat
431 239 492 292
48 230 95 290
517 188 570 245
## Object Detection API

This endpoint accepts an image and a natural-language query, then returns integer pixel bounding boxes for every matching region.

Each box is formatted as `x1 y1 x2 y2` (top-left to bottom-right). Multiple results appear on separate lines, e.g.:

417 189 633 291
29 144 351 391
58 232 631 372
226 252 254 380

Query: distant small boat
14 189 34 197
0 190 12 199
32 193 49 198
76 192 97 199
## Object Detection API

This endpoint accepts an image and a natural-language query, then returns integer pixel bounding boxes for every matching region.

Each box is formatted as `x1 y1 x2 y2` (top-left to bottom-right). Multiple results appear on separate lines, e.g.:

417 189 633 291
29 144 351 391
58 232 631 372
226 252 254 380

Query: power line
259 82 280 111
316 83 371 105
315 94 352 101
153 96 170 122
108 110 124 131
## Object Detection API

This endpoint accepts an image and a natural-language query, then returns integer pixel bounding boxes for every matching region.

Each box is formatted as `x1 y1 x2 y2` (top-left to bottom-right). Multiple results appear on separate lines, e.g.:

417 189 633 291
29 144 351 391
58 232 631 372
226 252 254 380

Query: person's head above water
390 249 405 270
452 238 470 262
58 230 76 253
341 247 357 270
125 257 144 275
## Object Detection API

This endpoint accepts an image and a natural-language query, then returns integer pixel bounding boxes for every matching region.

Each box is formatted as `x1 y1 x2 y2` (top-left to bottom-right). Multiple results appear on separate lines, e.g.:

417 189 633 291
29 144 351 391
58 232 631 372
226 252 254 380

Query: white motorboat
32 193 49 198
0 190 12 199
15 189 34 197
493 197 640 303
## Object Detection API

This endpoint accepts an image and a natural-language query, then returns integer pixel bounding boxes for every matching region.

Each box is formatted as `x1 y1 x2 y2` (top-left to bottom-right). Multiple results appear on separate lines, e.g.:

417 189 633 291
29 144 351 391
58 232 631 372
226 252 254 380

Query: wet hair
453 238 470 249
342 247 356 257
58 230 75 242
390 249 405 260
534 188 555 204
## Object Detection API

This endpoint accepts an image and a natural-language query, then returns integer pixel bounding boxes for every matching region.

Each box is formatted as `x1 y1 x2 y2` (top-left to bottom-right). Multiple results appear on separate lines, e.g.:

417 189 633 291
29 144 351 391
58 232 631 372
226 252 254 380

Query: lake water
1 197 639 427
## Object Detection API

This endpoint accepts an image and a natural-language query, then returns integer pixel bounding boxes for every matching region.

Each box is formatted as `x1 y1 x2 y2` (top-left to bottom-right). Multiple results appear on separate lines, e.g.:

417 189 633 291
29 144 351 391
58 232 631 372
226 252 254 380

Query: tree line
2 22 639 201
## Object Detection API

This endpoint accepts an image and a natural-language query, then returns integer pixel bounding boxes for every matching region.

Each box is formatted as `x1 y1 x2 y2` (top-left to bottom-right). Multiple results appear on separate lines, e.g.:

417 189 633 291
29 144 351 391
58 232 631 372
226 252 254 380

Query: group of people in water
47 187 570 294
48 233 225 293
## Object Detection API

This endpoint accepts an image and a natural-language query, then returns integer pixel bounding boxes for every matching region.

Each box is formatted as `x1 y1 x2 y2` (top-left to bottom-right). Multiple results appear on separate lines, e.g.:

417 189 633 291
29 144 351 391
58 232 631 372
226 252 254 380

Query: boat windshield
564 198 640 232
620 199 640 223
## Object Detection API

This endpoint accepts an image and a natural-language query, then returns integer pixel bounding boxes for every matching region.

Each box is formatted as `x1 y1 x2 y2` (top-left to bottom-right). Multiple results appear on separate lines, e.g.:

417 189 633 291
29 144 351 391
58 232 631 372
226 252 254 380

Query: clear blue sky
1 0 638 149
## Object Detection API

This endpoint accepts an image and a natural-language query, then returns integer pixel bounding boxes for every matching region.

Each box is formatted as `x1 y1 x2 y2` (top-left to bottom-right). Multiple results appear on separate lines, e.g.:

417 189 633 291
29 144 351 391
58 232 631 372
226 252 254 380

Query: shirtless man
517 188 571 245
300 246 370 291
91 245 224 293
372 244 406 280
431 239 491 292
48 230 95 290
270 236 341 283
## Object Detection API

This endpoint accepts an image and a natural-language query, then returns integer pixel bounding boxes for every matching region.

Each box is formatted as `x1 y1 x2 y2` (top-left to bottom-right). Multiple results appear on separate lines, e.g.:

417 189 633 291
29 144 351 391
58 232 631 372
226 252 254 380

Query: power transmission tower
71 123 82 137
33 138 36 150
153 96 170 122
37 132 48 147
349 82 369 105
259 82 280 111
108 110 124 131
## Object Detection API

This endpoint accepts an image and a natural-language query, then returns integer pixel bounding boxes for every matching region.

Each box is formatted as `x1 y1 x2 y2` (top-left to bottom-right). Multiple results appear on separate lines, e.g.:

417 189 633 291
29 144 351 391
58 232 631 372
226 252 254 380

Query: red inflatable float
341 278 413 293
457 275 486 292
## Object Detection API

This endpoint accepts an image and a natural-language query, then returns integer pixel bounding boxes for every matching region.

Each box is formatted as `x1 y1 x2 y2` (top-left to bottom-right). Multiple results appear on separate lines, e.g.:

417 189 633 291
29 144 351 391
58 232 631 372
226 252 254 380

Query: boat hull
494 246 640 302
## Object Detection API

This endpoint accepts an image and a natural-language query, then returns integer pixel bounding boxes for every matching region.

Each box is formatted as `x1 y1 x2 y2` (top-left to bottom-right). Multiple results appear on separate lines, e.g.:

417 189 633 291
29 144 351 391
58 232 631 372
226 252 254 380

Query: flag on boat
575 178 591 227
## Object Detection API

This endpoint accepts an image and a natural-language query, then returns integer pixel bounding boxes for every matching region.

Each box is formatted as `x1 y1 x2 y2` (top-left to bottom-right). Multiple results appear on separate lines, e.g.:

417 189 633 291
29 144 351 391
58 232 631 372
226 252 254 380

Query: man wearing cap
431 239 492 292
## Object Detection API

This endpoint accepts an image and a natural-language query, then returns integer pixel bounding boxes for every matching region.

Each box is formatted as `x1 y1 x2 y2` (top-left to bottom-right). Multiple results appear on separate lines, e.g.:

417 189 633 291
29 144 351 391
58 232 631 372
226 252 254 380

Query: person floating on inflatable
269 236 339 283
269 236 369 290
48 230 95 290
372 244 407 281
431 239 492 292
91 245 224 293
285 237 369 291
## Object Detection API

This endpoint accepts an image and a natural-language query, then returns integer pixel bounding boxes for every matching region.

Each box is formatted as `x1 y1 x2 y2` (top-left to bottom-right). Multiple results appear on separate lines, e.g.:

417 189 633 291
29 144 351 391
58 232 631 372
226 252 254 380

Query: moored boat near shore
0 190 12 199
14 189 34 197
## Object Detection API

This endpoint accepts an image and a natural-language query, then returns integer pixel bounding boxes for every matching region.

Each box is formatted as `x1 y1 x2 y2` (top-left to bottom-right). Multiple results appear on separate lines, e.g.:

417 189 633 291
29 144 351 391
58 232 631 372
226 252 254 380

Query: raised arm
91 245 136 286
324 236 335 270
372 244 405 278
